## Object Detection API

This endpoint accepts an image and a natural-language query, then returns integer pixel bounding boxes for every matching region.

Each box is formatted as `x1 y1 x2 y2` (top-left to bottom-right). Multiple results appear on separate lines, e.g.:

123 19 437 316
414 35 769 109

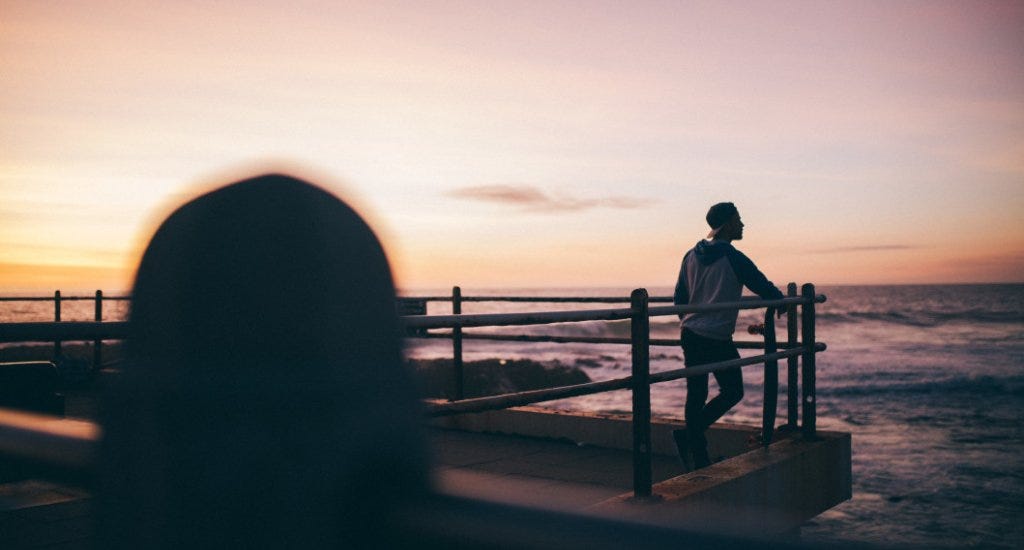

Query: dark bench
0 361 64 416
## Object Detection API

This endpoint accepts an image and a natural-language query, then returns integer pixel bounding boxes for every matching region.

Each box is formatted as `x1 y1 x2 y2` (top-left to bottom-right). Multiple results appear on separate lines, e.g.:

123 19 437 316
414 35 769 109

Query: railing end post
53 290 62 359
630 287 651 498
93 290 104 373
801 283 817 440
451 285 464 401
630 287 648 302
786 283 799 429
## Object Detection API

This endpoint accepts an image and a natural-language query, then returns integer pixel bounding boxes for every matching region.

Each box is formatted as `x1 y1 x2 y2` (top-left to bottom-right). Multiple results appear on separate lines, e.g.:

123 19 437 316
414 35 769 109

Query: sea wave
822 374 1024 398
817 310 1024 327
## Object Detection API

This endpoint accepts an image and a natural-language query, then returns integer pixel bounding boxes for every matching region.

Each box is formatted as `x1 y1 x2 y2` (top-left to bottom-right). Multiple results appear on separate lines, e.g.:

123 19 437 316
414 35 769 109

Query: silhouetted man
673 202 784 470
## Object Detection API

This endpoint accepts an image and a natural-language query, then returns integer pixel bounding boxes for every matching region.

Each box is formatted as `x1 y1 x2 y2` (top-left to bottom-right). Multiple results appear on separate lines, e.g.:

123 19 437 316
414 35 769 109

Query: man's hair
706 202 738 229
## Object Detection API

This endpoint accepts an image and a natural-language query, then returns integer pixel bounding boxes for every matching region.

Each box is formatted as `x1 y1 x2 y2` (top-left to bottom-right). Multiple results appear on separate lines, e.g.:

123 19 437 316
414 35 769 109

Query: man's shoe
672 428 694 472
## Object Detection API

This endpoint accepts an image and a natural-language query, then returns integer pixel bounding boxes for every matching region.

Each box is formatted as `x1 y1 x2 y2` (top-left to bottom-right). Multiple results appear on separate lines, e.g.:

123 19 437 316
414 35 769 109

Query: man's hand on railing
747 306 786 335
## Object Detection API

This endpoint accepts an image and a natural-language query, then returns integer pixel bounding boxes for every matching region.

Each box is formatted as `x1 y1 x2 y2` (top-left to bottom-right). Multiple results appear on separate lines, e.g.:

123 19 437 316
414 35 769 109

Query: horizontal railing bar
0 408 98 472
0 322 129 343
647 296 817 318
399 296 452 302
0 294 789 304
416 332 786 349
425 343 825 417
404 296 817 330
0 320 784 349
0 295 821 340
0 295 824 307
0 296 131 302
404 307 636 329
649 344 827 384
400 296 622 303
399 295 824 305
0 324 785 349
426 376 635 417
660 339 780 349
426 296 677 303
1 296 827 314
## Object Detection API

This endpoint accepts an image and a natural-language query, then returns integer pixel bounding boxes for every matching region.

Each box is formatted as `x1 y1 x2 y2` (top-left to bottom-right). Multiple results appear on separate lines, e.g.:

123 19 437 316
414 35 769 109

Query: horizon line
2 281 1023 298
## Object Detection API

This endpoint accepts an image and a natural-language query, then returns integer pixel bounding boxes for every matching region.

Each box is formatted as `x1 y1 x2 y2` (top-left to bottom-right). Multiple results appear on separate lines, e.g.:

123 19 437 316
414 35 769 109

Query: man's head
706 202 743 241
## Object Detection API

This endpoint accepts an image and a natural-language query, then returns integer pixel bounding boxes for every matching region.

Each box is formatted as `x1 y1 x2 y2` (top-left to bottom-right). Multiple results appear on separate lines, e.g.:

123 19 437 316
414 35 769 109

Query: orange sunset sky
2 1 1023 293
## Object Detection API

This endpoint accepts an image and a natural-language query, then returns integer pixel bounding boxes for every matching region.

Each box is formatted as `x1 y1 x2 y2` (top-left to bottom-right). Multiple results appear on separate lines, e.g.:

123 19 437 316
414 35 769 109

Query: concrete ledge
428 403 764 459
0 480 92 548
429 404 852 536
591 432 851 535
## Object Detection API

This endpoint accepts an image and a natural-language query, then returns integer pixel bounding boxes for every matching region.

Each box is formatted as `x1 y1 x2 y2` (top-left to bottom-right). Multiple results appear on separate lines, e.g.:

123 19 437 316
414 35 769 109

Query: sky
2 0 1023 293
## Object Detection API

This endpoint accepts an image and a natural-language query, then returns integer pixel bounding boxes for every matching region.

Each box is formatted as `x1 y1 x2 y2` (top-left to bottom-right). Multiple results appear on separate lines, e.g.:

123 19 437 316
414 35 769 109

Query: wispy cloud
812 245 919 254
446 184 648 212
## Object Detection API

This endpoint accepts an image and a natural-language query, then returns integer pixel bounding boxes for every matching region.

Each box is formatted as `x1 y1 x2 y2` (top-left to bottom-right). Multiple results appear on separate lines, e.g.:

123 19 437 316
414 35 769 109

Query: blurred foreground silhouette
98 174 429 547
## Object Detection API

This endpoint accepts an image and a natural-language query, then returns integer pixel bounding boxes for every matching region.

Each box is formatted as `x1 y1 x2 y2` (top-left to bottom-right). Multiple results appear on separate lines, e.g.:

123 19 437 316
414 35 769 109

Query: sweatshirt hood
693 239 732 265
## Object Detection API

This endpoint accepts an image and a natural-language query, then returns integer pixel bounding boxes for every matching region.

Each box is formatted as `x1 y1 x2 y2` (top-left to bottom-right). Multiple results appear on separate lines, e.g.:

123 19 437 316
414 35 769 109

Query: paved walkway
0 428 687 547
430 427 683 512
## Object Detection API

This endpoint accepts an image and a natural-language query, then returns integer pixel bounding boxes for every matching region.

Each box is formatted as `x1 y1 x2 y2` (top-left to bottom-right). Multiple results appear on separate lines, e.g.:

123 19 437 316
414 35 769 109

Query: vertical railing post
53 290 62 360
787 282 799 429
93 290 103 372
452 286 464 401
630 288 652 499
801 283 817 439
761 306 778 447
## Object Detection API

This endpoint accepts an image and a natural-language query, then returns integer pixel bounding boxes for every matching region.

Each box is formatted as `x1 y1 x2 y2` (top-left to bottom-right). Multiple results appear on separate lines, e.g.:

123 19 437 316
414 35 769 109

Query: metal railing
403 284 810 411
0 291 130 370
0 284 826 499
401 284 825 497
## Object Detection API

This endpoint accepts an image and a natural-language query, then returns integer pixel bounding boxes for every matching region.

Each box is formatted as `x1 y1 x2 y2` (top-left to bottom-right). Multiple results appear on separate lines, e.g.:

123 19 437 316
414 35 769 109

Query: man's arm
726 249 784 300
673 254 690 318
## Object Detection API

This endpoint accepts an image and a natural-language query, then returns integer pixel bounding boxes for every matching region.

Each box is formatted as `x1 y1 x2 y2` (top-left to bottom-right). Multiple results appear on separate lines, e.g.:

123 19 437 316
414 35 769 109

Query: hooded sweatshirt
673 239 784 340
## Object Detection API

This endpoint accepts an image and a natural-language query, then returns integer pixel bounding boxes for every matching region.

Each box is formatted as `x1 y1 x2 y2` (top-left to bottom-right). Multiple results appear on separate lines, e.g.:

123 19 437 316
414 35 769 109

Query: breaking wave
822 374 1024 398
817 310 1024 327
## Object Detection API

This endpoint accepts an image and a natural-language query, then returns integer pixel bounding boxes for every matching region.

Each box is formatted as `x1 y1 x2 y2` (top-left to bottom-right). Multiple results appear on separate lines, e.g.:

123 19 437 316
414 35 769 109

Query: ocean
3 284 1023 548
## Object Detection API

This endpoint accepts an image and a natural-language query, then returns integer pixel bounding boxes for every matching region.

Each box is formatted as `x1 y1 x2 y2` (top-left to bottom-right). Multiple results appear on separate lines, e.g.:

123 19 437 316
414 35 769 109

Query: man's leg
703 365 743 427
684 372 709 441
693 342 742 467
683 332 740 468
681 328 713 468
673 368 707 471
684 373 712 468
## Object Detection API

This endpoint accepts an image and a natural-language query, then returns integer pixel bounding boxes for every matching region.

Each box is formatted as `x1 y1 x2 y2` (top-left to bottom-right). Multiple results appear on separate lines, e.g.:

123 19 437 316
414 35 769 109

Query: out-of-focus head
100 173 428 547
127 173 395 384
